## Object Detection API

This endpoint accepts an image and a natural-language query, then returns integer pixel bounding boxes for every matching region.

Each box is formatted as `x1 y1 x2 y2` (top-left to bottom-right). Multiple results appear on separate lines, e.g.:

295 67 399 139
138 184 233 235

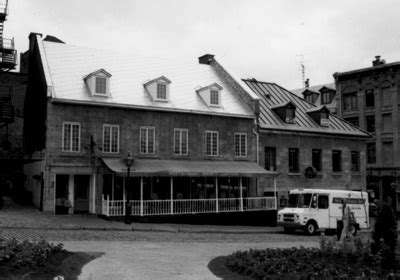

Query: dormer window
95 77 107 94
84 69 111 97
196 83 222 107
144 76 171 102
157 83 167 100
210 90 219 105
306 106 330 127
271 101 297 124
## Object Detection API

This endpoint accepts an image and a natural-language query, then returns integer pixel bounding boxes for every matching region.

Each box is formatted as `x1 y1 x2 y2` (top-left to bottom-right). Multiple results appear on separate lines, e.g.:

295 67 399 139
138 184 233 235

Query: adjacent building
242 79 370 207
23 33 278 218
334 56 400 212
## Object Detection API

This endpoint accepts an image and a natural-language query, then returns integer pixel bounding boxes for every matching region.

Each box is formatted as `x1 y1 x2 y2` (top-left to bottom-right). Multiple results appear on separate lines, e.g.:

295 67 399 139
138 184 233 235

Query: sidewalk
0 202 280 234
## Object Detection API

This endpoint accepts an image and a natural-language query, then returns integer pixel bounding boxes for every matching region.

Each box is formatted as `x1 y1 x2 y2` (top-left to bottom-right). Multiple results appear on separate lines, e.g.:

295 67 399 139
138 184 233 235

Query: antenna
297 55 306 88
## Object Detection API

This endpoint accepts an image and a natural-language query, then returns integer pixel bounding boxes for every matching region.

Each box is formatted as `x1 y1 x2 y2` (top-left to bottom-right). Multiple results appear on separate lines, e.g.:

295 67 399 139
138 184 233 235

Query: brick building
242 79 370 207
23 33 277 218
334 56 400 212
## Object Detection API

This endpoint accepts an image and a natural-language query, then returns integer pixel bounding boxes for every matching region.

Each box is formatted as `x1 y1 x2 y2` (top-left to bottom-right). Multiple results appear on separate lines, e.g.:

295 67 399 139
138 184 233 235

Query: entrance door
55 174 69 214
74 175 90 214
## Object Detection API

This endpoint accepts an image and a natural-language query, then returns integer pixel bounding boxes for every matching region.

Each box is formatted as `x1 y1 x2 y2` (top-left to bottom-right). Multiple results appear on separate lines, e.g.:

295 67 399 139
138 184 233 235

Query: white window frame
103 124 120 154
234 133 247 157
140 126 155 154
156 83 167 100
62 122 81 152
210 90 220 106
95 76 107 95
174 128 189 156
205 130 219 156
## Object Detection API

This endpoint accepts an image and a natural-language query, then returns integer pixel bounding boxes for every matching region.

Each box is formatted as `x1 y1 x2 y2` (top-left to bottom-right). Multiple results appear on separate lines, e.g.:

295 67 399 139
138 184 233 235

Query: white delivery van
277 189 369 235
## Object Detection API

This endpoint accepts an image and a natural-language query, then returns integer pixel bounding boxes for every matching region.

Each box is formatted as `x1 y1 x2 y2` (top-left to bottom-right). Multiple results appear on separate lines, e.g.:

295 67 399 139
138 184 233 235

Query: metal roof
38 37 254 118
242 79 370 138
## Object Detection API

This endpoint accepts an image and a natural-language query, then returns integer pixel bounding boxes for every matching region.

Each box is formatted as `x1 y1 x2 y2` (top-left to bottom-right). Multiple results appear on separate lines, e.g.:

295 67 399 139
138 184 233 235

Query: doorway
74 175 90 214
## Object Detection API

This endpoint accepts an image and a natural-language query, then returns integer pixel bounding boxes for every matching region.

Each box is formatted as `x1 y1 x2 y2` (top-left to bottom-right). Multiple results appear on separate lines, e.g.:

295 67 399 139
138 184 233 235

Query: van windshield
288 193 312 208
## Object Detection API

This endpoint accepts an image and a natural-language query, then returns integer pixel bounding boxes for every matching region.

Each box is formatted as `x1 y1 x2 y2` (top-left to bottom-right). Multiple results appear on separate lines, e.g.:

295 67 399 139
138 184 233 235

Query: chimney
28 32 42 52
304 78 310 88
198 54 215 65
372 55 385 66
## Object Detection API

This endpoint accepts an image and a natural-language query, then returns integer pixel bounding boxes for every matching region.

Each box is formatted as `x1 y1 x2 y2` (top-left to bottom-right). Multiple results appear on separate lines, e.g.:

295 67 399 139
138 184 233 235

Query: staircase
0 0 16 71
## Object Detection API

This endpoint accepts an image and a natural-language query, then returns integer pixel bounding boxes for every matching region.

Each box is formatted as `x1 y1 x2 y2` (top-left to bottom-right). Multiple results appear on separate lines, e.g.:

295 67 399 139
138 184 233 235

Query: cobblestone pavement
0 228 324 243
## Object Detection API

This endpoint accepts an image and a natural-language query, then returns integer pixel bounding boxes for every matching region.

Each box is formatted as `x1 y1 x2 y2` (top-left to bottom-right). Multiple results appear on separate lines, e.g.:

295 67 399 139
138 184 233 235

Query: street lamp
124 152 134 224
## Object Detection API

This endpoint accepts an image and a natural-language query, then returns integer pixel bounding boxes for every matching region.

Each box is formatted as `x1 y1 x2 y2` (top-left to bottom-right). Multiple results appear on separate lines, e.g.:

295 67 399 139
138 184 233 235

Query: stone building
334 56 400 212
242 79 370 207
23 33 277 220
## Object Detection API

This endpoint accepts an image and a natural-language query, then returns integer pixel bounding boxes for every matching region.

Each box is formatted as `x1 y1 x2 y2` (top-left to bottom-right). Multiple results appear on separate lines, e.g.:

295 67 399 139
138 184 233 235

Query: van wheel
305 221 318 235
349 224 357 236
284 227 295 234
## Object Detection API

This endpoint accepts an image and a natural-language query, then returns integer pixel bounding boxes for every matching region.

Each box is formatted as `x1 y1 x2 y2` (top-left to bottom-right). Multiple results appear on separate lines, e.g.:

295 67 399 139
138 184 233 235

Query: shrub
226 235 398 279
0 238 65 269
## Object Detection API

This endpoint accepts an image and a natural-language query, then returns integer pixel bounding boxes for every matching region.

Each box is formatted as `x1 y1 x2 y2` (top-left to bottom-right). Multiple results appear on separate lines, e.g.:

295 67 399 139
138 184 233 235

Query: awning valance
102 158 278 177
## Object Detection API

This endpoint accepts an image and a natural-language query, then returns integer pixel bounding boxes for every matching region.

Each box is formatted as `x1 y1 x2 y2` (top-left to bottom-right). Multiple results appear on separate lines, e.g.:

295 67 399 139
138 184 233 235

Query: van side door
316 194 330 229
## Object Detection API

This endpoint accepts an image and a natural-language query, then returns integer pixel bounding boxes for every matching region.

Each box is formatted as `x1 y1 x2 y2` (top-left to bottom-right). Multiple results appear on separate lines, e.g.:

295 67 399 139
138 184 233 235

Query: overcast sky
5 0 400 89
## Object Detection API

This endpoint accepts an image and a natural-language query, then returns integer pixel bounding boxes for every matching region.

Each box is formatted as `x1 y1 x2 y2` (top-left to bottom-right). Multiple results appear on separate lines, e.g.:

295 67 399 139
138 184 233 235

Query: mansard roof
242 79 369 138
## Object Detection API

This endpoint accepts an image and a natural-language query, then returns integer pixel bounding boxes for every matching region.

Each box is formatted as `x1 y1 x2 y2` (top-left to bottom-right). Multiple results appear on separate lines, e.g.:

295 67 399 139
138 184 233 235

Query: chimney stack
304 78 310 88
198 54 215 65
373 55 385 66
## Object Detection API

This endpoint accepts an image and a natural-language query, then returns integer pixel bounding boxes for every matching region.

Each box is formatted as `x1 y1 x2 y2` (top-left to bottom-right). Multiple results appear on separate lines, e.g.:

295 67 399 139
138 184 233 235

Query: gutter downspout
252 120 260 197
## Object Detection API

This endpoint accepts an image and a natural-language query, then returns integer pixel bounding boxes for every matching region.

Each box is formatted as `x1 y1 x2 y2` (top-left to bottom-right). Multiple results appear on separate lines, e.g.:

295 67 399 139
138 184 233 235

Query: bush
0 238 65 269
225 235 398 279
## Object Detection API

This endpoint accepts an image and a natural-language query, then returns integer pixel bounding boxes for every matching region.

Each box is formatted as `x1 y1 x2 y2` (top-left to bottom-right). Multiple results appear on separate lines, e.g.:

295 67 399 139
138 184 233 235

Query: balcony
0 37 16 70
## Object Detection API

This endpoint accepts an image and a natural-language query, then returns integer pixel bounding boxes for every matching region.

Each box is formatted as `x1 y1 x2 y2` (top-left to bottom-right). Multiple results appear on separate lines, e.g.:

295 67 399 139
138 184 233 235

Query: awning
102 158 278 177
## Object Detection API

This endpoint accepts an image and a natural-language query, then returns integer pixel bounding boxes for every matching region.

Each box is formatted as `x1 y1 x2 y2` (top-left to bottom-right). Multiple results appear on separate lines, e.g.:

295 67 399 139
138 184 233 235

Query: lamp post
124 152 134 224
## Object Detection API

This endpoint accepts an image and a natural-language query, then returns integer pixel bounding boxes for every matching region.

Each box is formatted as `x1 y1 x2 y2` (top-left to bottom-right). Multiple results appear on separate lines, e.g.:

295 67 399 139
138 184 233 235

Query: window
382 114 392 132
305 94 313 103
103 124 119 153
210 90 219 105
205 131 218 156
344 117 359 127
318 195 329 209
381 86 392 107
265 147 276 171
367 143 376 164
351 151 360 172
285 108 295 123
174 128 188 155
365 89 374 107
157 83 167 100
383 142 393 165
140 127 155 154
62 122 80 152
288 148 299 173
321 92 330 104
332 150 342 172
234 133 247 157
343 92 357 111
312 149 322 171
366 115 375 132
95 77 107 94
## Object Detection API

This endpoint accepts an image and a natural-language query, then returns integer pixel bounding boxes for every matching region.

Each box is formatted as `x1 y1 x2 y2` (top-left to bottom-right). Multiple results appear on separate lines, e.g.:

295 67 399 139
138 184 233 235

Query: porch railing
102 195 276 217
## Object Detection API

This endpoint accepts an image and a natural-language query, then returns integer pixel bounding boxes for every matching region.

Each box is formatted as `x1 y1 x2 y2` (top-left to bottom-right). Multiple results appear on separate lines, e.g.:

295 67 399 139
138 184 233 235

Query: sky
4 0 400 90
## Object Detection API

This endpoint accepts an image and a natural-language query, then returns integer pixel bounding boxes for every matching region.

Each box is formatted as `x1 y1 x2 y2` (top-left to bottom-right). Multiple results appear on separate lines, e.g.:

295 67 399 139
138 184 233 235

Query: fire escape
0 0 15 147
0 0 16 72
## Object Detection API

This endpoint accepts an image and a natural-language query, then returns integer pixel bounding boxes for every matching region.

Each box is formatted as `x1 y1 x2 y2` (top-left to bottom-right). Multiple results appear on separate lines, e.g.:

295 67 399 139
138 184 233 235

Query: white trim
173 128 189 156
234 132 247 157
62 122 81 152
51 98 256 119
205 130 219 156
102 124 120 154
140 126 156 154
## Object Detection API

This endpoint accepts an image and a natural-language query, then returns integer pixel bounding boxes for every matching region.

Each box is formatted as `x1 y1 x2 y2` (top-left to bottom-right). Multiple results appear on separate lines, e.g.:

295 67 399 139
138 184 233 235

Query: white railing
243 197 276 211
218 198 241 212
102 196 276 217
